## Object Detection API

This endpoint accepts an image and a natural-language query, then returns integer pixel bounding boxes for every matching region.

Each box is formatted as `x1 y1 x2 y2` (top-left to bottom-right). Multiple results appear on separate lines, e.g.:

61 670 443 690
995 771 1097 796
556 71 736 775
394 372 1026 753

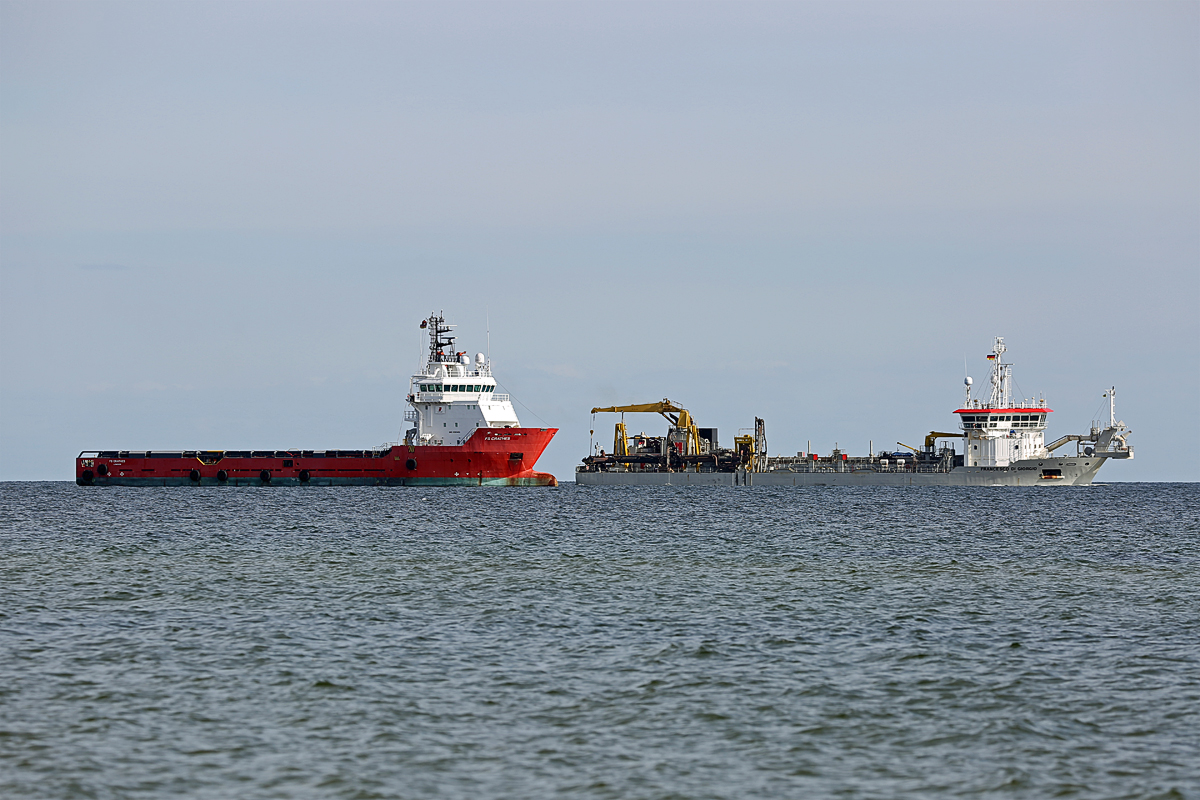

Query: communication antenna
486 306 491 367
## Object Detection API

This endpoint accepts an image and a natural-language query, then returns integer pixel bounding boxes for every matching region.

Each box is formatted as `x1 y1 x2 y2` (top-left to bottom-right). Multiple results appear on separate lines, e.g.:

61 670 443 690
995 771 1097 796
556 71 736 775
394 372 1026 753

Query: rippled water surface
2 482 1197 799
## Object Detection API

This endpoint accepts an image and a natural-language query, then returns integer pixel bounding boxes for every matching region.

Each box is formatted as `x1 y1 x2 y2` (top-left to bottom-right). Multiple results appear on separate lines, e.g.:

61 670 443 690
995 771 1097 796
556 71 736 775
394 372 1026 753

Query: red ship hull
76 427 558 487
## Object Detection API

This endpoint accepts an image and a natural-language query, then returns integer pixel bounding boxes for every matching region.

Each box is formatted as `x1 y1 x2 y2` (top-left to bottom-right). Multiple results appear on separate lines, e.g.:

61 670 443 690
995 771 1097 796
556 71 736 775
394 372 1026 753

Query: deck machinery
581 399 755 473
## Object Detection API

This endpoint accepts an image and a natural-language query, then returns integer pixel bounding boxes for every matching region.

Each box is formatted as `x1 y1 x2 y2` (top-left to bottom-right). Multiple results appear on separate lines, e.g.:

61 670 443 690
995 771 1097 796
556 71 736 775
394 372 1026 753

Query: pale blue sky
2 1 1197 481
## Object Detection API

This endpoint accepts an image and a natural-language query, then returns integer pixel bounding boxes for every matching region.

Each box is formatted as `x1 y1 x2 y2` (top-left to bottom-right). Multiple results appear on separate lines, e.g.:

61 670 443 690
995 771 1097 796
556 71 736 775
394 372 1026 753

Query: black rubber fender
405 458 417 471
97 463 109 476
260 470 271 482
189 469 201 482
298 470 310 483
78 470 94 485
216 470 228 482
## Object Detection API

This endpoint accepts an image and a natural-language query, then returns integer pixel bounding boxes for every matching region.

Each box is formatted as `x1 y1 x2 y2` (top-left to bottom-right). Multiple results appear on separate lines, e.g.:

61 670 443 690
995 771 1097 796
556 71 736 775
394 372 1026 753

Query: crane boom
925 431 965 450
590 398 701 456
591 398 684 418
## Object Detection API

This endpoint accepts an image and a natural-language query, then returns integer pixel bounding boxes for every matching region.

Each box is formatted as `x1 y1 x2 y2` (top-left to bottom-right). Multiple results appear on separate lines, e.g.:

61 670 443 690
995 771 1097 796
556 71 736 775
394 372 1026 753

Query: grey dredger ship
576 338 1133 487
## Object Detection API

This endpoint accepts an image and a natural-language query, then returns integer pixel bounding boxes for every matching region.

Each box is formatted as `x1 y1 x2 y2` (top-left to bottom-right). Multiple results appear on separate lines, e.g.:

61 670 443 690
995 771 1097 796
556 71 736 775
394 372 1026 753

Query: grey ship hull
577 455 1113 487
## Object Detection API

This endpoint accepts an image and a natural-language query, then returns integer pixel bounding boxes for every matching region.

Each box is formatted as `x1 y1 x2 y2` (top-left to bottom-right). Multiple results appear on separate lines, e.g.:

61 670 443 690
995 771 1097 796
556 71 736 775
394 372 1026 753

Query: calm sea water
1 482 1197 799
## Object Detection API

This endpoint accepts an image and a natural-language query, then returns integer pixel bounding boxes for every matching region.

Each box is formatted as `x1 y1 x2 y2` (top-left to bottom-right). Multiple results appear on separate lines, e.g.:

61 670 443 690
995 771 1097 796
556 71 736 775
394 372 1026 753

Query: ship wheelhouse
405 313 522 446
958 412 1047 431
956 337 1052 468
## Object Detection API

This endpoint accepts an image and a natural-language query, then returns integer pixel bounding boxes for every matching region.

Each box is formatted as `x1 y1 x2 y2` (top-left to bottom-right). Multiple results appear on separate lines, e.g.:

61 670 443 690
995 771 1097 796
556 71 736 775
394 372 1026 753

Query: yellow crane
590 398 703 457
899 433 964 454
925 431 964 450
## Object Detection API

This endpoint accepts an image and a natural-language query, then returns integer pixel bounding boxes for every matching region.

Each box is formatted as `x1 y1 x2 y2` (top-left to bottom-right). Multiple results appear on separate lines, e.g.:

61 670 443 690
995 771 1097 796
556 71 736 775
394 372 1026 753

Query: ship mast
423 312 456 364
987 337 1012 408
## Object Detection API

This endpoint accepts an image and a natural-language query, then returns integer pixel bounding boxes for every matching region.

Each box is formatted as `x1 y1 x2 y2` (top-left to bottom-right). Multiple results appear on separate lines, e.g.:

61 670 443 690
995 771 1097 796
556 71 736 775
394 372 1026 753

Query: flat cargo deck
576 455 1112 487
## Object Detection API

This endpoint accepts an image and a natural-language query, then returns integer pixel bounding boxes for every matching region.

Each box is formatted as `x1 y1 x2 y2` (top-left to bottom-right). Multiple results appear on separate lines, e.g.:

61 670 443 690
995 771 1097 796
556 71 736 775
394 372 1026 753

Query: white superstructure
957 337 1052 467
403 313 522 446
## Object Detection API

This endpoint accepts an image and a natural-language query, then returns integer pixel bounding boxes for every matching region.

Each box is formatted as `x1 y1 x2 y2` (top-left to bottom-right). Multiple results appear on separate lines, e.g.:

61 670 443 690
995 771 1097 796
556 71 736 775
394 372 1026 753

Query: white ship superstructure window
436 384 495 393
961 412 1046 430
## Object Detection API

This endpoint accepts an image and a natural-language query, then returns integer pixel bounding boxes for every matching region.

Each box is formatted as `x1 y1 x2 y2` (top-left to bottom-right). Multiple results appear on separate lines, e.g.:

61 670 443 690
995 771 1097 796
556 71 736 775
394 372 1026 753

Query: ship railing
493 393 510 402
771 461 954 474
421 367 493 378
414 391 503 402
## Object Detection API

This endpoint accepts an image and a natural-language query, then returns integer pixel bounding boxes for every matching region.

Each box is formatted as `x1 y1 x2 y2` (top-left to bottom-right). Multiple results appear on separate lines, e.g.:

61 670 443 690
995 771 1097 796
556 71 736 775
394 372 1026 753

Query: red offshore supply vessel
76 314 558 487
